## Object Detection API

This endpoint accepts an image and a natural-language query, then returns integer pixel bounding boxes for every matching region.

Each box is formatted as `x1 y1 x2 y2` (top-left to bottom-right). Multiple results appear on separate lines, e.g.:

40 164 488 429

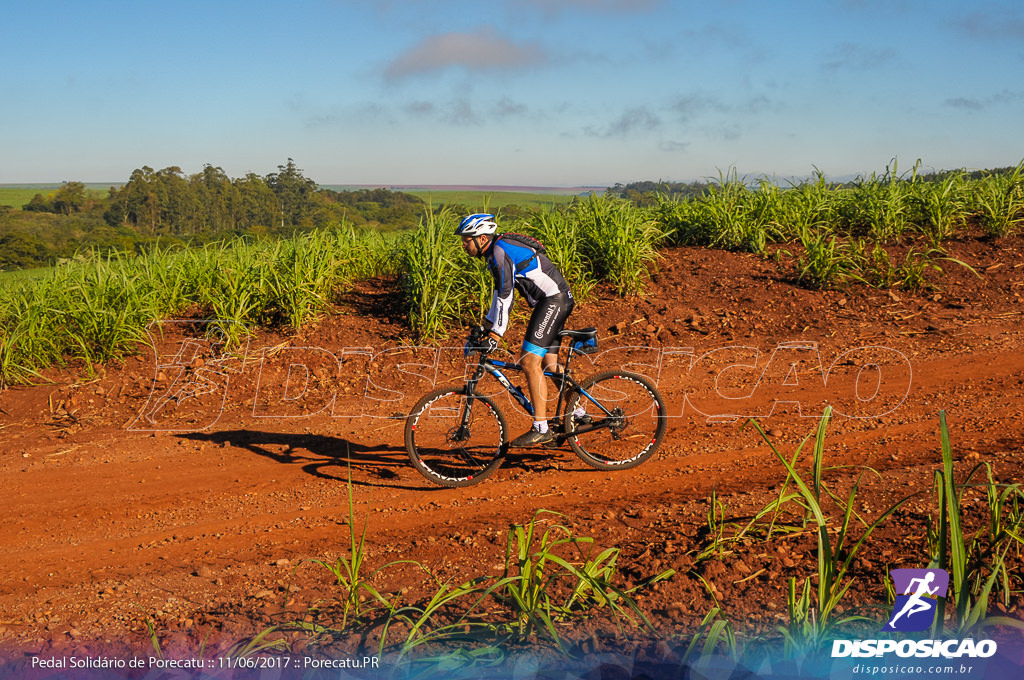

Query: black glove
464 326 500 355
482 334 500 354
464 326 487 356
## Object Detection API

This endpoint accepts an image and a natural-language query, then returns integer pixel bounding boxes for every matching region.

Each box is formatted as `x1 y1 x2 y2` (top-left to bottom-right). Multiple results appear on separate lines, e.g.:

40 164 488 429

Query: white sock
533 420 548 433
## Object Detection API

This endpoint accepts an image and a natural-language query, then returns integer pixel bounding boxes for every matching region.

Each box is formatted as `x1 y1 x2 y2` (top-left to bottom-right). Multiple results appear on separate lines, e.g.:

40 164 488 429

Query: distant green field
0 184 112 209
403 189 590 211
322 186 599 211
0 187 52 208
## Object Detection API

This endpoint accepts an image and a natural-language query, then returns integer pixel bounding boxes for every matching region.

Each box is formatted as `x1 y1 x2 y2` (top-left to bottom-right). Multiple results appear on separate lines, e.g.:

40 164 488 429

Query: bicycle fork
452 360 532 444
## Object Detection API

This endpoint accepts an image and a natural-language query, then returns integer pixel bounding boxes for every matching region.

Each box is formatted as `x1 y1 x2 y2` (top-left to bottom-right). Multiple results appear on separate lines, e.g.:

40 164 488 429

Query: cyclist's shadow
502 447 592 475
178 430 434 489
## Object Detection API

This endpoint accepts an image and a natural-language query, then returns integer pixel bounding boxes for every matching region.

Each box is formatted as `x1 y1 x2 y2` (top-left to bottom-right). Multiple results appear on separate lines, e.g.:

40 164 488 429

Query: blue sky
2 0 1022 186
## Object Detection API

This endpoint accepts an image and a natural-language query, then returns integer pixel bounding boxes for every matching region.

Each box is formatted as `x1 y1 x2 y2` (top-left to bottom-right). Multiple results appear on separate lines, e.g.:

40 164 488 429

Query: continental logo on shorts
534 305 561 339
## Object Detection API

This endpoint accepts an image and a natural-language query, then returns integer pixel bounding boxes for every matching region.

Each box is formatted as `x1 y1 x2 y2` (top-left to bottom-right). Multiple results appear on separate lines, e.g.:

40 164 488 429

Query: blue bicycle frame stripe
484 364 534 415
576 386 613 416
488 359 558 378
522 341 547 356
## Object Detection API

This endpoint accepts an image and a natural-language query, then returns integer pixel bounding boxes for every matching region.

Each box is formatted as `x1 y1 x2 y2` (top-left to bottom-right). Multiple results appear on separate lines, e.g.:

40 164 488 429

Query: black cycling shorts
522 294 574 357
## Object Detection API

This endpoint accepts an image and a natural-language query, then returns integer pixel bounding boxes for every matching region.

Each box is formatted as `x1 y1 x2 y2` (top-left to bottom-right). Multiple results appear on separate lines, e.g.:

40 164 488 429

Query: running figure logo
884 568 949 632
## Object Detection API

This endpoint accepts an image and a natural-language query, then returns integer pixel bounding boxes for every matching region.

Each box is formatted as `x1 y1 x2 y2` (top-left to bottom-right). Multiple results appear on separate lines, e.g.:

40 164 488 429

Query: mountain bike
404 326 667 487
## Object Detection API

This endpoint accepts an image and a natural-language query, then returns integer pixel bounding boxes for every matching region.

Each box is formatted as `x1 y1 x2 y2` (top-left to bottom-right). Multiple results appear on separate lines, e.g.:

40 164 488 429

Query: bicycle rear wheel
564 370 666 470
405 387 508 487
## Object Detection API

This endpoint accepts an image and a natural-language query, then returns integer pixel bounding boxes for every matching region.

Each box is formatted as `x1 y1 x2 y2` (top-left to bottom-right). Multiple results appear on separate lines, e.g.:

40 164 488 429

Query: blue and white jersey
484 236 572 337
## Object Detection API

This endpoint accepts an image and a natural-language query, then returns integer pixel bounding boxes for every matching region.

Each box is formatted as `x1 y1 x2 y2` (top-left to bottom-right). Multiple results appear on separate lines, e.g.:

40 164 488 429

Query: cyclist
456 213 574 447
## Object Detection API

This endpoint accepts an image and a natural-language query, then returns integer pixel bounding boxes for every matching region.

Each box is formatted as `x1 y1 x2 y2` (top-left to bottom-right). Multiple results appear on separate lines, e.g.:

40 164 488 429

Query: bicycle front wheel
405 388 508 487
564 370 667 470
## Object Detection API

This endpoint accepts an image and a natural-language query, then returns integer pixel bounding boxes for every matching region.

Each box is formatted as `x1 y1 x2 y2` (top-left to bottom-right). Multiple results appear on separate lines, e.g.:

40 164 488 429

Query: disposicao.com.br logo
832 568 998 660
885 568 949 633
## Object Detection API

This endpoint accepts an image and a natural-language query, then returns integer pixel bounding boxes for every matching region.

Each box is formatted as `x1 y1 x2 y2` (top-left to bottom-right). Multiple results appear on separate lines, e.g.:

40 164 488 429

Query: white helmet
455 213 497 237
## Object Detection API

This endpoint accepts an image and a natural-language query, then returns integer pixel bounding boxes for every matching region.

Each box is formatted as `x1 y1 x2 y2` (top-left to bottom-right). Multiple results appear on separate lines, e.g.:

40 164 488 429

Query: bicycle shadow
177 430 437 490
501 447 596 475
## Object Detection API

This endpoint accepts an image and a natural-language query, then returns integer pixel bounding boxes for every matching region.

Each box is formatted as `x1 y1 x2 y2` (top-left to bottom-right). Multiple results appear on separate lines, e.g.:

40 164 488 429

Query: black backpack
496 232 546 269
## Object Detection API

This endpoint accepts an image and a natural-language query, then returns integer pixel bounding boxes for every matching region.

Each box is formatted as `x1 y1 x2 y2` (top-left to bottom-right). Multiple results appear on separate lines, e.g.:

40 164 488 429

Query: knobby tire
405 387 508 488
563 370 667 470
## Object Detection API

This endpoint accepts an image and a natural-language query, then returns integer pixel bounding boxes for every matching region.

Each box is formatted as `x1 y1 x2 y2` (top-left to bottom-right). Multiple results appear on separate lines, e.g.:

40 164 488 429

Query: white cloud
956 8 1024 40
405 101 437 117
670 94 730 123
584 107 661 138
384 27 547 81
494 97 528 118
402 97 530 125
821 42 896 71
442 99 480 125
945 89 1023 112
659 140 691 152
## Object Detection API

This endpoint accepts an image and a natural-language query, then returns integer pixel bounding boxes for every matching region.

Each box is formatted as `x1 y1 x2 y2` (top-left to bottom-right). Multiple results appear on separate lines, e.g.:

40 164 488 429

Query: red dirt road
1 239 1023 658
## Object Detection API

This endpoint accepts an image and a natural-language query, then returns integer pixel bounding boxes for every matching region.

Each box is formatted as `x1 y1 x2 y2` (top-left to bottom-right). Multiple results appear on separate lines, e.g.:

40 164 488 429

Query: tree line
7 160 1019 272
1 160 427 270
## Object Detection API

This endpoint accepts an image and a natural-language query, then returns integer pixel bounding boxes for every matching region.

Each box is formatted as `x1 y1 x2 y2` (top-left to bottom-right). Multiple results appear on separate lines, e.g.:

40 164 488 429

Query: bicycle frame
406 326 664 486
459 348 617 440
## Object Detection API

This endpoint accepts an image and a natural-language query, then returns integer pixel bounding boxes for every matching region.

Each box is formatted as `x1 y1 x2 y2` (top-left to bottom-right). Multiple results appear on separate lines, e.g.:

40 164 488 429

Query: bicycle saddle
558 327 597 341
